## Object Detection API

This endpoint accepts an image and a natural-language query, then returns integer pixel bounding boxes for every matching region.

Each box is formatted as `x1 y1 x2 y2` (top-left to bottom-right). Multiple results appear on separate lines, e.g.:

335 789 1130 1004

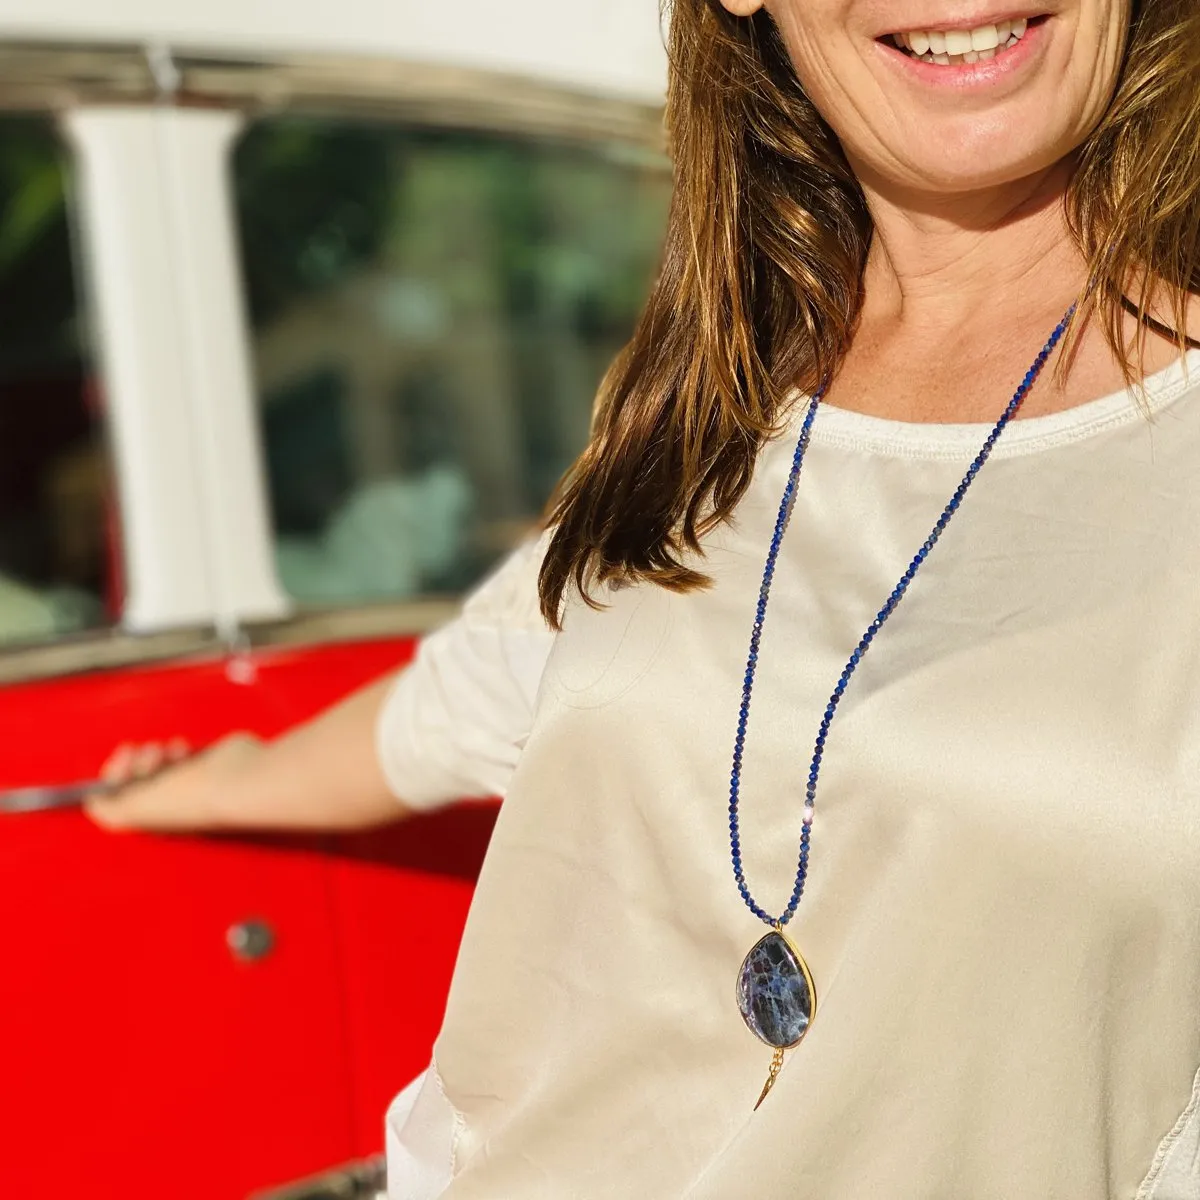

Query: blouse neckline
795 349 1200 462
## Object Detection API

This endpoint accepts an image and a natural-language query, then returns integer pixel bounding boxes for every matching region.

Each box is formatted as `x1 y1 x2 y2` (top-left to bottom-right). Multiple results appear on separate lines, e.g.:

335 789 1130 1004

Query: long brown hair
539 0 1200 625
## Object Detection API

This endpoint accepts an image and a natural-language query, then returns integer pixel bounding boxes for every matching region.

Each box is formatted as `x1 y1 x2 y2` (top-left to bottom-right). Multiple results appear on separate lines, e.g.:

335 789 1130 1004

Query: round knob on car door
226 918 275 962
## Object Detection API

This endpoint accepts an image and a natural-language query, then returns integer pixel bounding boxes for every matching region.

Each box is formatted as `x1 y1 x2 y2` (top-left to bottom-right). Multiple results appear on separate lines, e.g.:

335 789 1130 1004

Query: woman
391 0 1200 1195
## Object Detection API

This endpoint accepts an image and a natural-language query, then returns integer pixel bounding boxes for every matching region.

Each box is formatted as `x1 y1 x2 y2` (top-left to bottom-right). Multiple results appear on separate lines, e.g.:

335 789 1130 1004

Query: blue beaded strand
729 306 1076 929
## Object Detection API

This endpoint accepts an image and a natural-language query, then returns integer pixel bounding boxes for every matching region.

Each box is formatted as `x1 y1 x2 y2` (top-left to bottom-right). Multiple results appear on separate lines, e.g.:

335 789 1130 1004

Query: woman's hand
86 733 264 832
84 674 416 833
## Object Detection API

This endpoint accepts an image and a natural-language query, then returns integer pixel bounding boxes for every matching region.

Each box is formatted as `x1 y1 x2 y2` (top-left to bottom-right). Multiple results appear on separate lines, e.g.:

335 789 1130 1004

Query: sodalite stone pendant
737 930 815 1047
737 930 816 1107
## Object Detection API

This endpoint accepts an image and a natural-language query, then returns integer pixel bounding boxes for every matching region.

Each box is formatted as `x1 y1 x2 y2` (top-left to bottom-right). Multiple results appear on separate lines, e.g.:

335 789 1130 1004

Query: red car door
0 645 361 1198
0 633 496 1199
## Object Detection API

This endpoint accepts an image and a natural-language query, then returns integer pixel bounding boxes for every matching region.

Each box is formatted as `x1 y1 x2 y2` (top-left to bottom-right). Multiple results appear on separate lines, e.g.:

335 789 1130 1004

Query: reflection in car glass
234 117 671 608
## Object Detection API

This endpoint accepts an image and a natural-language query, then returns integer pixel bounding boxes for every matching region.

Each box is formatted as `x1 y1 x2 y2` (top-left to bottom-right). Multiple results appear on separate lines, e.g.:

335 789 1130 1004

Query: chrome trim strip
243 598 460 649
0 627 219 686
0 42 665 150
0 780 106 813
178 53 665 148
0 43 153 109
0 599 457 685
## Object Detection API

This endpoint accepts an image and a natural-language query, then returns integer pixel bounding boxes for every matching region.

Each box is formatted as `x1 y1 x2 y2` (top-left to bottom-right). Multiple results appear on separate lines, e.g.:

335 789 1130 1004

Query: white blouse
375 532 554 810
387 352 1200 1199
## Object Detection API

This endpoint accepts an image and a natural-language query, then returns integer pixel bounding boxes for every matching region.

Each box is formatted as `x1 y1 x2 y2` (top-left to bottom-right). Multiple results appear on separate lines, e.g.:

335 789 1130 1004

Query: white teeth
943 28 973 54
894 16 1031 64
971 23 1000 50
902 17 1032 63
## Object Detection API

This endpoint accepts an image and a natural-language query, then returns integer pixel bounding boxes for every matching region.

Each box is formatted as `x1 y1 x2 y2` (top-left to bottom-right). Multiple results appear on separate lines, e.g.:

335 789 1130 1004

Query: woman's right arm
86 535 554 833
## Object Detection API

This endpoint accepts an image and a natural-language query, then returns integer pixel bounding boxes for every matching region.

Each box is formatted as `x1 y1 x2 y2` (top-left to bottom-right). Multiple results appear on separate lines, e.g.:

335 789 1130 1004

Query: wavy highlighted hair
539 0 1200 624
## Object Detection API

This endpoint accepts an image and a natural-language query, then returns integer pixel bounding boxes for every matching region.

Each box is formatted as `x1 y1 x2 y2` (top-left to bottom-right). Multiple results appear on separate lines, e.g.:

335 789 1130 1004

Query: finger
99 744 136 787
131 744 166 780
84 794 131 830
165 737 191 764
85 771 178 832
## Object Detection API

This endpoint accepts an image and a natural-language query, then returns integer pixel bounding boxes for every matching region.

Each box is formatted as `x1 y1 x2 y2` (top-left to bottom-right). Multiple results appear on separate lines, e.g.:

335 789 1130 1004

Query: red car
0 7 668 1197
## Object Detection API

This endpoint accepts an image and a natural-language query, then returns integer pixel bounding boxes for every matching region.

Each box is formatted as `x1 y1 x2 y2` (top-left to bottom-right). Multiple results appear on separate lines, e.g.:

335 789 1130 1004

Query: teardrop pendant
737 930 815 1108
737 930 816 1049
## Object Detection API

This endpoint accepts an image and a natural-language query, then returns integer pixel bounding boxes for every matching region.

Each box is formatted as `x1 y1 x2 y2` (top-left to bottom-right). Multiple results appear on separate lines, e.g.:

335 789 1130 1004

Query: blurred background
0 2 667 1196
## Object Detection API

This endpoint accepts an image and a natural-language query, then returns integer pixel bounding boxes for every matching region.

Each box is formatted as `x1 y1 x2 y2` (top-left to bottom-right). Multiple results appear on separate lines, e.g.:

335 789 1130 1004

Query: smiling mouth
886 15 1047 65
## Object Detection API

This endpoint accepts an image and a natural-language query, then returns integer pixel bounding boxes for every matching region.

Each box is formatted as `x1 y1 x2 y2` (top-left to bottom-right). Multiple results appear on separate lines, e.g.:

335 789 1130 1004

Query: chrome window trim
0 599 458 685
0 42 666 150
0 43 153 110
0 627 219 686
243 599 460 650
184 53 666 150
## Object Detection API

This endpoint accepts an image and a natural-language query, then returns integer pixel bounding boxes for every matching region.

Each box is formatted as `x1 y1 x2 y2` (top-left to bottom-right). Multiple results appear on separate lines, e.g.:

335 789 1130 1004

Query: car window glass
233 115 670 606
0 115 114 647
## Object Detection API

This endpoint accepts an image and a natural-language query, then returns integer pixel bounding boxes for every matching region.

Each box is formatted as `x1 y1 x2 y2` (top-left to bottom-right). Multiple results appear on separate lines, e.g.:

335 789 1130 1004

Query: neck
825 160 1140 423
828 161 1195 424
857 161 1083 333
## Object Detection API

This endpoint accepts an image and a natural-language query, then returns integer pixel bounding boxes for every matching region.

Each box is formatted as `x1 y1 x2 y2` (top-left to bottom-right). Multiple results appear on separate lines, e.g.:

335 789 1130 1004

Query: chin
893 153 1062 195
871 113 1079 198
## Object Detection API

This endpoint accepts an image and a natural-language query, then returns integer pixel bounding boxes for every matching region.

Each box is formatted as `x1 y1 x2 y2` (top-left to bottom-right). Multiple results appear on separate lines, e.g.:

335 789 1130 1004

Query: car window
233 115 670 607
0 115 114 647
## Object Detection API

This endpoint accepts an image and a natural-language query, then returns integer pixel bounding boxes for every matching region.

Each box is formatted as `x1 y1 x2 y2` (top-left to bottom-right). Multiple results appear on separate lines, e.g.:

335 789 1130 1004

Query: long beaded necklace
731 306 1075 1109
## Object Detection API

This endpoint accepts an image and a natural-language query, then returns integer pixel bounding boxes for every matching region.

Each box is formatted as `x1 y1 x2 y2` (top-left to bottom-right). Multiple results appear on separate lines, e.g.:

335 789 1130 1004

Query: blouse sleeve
374 533 555 811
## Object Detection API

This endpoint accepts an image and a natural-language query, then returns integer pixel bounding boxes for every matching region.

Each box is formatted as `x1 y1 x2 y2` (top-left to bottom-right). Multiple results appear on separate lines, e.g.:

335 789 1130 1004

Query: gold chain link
753 1047 786 1110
